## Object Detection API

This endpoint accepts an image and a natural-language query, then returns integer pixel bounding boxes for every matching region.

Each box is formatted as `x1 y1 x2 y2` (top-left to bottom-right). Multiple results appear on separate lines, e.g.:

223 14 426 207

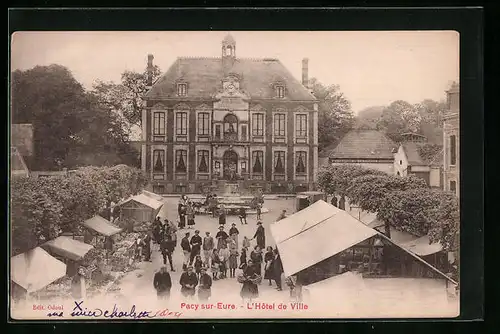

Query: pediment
174 103 190 110
294 105 308 112
152 103 167 110
195 103 212 111
250 104 265 111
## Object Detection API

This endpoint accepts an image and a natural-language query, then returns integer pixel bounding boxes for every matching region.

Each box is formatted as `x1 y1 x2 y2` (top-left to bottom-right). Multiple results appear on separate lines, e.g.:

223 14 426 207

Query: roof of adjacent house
11 247 66 293
329 129 397 160
401 142 444 167
118 194 164 210
402 142 426 166
145 57 316 101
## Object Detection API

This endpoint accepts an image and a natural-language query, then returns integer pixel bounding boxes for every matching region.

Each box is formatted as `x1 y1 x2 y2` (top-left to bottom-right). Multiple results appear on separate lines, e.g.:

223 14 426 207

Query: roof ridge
178 56 220 60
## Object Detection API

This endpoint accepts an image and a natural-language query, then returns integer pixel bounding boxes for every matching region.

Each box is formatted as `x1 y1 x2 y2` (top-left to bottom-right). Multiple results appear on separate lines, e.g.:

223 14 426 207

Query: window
296 151 307 174
295 114 307 138
197 112 210 136
241 125 247 141
397 171 400 176
197 150 209 173
400 160 402 165
252 113 264 136
153 112 166 135
177 83 187 96
276 85 285 98
252 151 264 174
175 150 187 173
215 124 221 139
273 114 286 137
450 135 456 165
153 150 165 173
274 151 285 174
450 180 456 194
176 112 188 135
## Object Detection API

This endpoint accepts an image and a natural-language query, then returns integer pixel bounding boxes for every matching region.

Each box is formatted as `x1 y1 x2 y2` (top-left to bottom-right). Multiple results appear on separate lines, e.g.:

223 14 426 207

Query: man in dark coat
198 267 212 301
181 233 191 270
252 221 266 250
143 233 152 262
160 235 176 271
153 266 172 300
339 196 346 210
179 266 198 298
272 249 284 291
330 196 338 207
189 230 203 265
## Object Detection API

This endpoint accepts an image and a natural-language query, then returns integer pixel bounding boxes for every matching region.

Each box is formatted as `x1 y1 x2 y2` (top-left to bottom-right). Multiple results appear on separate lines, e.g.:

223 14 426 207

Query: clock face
227 84 235 91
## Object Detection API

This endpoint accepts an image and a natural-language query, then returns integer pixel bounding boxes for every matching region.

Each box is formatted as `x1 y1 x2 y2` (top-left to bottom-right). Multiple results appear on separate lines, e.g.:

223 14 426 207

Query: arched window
223 113 238 141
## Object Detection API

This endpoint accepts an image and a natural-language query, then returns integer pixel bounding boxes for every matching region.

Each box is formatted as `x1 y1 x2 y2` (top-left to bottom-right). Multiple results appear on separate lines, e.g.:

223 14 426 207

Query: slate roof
145 57 316 101
402 142 425 166
329 129 397 160
401 142 443 166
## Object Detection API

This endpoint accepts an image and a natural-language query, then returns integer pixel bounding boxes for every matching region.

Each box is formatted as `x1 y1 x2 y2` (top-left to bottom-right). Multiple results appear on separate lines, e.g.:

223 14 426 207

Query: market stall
116 193 164 224
41 236 94 276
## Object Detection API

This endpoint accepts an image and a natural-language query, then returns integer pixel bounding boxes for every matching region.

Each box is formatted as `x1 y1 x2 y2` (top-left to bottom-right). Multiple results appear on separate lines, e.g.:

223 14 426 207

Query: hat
218 225 224 229
232 223 236 226
195 230 200 233
257 221 262 225
187 265 193 269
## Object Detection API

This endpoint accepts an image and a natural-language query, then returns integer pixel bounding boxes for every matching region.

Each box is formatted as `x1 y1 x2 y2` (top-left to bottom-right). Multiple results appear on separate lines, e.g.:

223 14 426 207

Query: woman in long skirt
186 204 195 229
218 205 227 226
263 246 274 286
239 260 260 302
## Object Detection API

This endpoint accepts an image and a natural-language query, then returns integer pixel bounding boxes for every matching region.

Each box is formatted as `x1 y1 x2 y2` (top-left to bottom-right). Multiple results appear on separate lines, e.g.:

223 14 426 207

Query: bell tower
222 33 236 58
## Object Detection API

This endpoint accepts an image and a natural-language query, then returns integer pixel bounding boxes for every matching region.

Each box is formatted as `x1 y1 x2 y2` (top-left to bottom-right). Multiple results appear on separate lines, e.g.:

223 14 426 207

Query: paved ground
107 197 296 317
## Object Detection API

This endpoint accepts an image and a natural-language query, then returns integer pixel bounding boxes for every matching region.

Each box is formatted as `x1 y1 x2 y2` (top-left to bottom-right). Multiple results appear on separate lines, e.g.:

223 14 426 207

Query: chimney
302 58 309 88
146 54 154 88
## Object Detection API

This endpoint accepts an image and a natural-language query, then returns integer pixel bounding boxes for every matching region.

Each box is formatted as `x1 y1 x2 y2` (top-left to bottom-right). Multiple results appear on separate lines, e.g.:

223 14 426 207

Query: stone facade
141 35 318 194
443 82 459 197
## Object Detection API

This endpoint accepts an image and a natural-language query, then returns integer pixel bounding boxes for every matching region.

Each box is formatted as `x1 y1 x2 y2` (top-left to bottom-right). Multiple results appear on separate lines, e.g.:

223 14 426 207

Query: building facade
443 82 459 197
141 35 319 194
328 129 397 175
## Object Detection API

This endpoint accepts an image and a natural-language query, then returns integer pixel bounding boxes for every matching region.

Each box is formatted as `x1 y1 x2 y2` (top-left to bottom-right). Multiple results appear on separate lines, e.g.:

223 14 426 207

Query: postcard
10 30 460 320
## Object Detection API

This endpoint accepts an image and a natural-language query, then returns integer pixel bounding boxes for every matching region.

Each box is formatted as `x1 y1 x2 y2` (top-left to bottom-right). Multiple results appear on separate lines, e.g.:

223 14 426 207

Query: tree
10 165 147 256
92 65 161 131
309 78 354 151
11 65 138 170
355 106 385 129
377 100 422 142
317 164 385 197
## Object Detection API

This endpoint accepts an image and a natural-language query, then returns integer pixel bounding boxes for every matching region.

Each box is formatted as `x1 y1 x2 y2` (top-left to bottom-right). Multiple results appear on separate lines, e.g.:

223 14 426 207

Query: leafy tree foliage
92 65 161 129
11 65 138 170
309 78 354 151
376 100 422 142
317 164 458 251
10 165 147 256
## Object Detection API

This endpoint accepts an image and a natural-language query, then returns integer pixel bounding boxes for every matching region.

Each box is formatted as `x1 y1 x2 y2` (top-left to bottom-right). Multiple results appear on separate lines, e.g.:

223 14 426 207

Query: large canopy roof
11 247 66 293
270 200 377 277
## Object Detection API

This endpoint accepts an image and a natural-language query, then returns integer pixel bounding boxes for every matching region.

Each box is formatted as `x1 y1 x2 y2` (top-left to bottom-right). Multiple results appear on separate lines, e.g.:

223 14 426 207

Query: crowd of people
148 194 288 303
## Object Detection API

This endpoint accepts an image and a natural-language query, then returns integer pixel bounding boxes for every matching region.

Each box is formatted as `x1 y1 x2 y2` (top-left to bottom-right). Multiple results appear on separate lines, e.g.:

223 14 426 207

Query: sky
11 31 459 114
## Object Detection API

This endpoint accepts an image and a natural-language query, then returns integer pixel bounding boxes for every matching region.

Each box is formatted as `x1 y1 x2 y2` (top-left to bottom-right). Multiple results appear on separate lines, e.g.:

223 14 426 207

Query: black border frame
6 6 484 330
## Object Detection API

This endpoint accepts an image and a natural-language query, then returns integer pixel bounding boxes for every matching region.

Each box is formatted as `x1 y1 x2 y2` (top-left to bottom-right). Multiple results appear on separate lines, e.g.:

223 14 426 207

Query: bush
10 165 147 256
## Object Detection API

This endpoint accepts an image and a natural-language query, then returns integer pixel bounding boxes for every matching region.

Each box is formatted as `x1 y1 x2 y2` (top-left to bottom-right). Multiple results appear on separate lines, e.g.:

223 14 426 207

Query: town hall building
141 34 319 194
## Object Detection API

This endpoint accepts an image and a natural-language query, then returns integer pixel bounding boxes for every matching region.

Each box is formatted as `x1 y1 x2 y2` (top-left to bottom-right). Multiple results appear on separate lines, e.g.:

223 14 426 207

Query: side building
141 34 319 194
443 82 459 197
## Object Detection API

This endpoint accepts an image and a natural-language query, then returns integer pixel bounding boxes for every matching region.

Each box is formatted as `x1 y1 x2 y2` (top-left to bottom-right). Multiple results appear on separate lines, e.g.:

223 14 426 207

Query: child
219 254 227 279
211 249 220 280
243 236 250 250
256 203 262 220
194 255 203 279
228 240 239 278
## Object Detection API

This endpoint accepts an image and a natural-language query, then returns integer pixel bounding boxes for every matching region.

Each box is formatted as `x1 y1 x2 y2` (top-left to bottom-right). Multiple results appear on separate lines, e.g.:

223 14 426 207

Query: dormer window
276 85 285 98
177 83 187 96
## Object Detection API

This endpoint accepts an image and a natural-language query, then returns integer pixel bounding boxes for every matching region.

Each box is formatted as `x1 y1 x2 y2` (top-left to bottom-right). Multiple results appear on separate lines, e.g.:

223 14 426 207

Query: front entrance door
223 150 238 180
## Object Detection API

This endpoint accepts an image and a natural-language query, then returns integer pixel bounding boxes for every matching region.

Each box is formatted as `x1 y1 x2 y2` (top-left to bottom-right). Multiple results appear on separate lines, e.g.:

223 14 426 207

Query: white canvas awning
42 236 94 261
141 190 164 202
82 215 122 237
271 200 377 277
119 194 164 210
11 247 67 293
